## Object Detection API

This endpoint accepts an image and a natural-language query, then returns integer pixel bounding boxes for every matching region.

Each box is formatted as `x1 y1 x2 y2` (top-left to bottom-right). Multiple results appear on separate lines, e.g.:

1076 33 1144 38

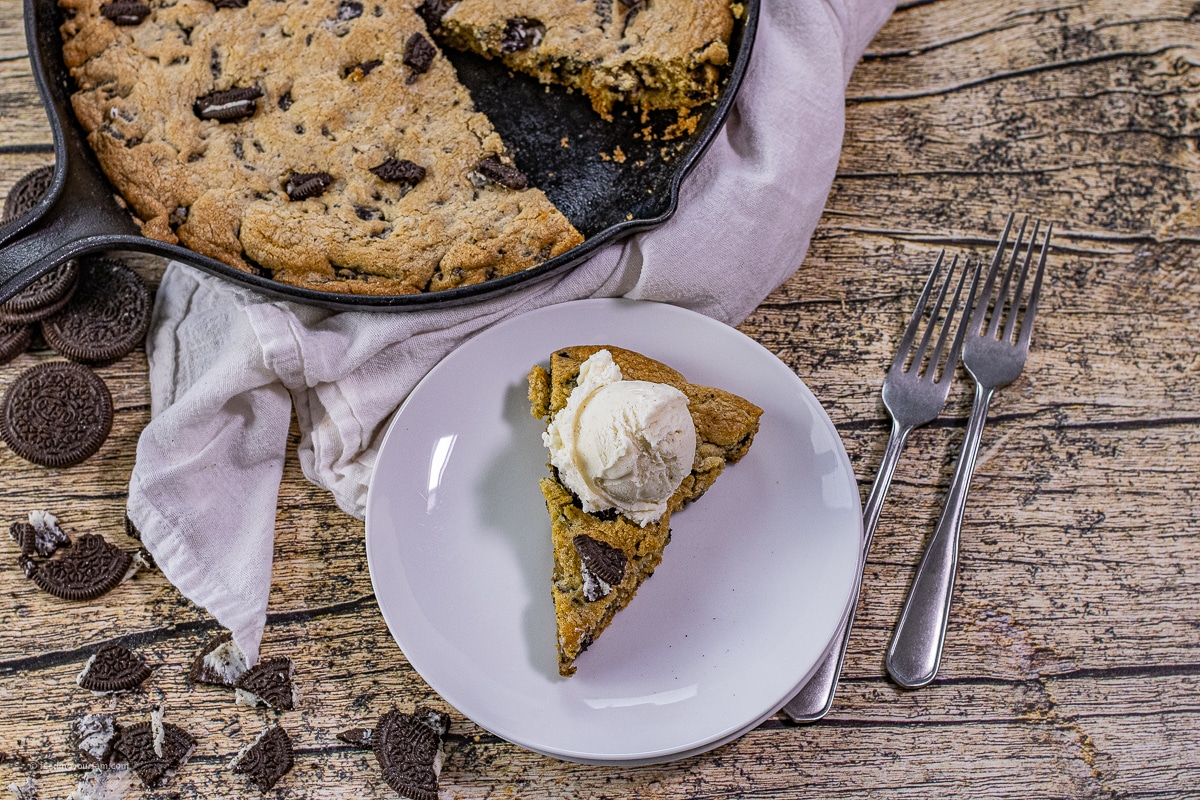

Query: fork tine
1016 222 1052 349
891 249 945 373
925 255 970 383
911 253 958 374
928 255 978 384
971 213 1015 337
987 214 1029 340
1002 219 1040 344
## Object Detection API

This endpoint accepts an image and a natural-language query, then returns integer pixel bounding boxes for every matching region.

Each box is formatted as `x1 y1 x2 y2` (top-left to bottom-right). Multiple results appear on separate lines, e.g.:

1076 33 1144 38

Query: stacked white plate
365 299 861 765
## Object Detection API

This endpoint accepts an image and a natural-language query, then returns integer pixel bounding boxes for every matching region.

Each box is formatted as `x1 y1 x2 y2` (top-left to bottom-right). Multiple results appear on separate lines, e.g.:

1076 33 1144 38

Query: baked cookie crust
59 0 583 294
529 344 761 676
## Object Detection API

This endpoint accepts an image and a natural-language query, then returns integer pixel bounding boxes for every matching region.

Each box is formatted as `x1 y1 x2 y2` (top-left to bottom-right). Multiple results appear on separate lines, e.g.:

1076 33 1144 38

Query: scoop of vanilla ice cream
543 350 697 526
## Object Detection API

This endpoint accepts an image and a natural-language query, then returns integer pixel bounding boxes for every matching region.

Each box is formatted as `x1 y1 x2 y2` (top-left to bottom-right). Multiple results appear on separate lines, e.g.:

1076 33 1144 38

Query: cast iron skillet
0 0 758 311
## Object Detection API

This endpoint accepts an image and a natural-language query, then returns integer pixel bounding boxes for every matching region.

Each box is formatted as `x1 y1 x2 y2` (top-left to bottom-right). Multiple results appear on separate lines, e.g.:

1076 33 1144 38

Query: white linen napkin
127 0 896 662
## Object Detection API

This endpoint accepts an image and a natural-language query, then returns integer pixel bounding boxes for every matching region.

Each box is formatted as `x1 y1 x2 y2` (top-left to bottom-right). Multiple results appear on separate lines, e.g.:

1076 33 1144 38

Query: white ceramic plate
365 298 862 764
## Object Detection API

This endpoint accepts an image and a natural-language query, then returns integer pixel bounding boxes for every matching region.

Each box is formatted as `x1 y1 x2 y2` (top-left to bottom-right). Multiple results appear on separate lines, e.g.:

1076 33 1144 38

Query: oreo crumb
501 17 544 53
234 657 296 709
189 632 249 687
285 172 334 200
31 533 131 601
77 643 153 693
231 725 294 792
574 535 626 602
373 706 450 800
100 1 150 24
403 32 436 73
193 86 263 121
369 158 426 186
114 718 196 789
475 155 528 190
70 714 120 766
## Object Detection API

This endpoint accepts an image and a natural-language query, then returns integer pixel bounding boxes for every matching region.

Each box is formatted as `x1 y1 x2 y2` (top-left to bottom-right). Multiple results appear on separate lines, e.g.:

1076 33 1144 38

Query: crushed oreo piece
403 32 436 73
115 720 196 788
71 713 120 766
285 172 334 201
415 0 454 29
475 155 528 190
189 631 249 687
373 707 450 800
77 644 153 693
40 257 152 366
2 164 54 222
193 86 262 121
234 657 295 709
574 535 626 602
337 0 363 20
0 361 113 467
231 725 294 793
0 322 31 364
336 727 373 748
31 533 131 601
212 0 249 7
344 59 383 80
501 17 544 53
8 776 37 800
369 158 426 186
25 510 71 558
124 513 140 541
100 0 151 24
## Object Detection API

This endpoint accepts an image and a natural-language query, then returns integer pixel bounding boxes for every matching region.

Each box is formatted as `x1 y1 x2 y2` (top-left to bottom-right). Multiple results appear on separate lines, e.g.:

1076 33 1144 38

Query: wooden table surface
3 1 1199 797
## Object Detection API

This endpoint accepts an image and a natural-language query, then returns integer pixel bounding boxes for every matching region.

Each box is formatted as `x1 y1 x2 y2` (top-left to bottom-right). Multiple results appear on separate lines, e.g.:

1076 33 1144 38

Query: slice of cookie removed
528 345 762 676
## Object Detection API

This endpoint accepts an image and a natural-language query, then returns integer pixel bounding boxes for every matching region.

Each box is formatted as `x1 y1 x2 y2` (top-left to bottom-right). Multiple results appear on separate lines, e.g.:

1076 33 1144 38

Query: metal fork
783 250 975 722
885 213 1052 689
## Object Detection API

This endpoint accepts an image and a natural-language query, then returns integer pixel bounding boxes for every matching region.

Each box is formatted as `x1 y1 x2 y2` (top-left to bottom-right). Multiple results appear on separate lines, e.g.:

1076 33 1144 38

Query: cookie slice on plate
528 344 761 676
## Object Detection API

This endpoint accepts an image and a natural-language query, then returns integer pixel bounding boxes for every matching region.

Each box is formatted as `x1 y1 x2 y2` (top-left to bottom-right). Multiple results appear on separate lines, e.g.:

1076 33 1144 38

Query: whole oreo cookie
0 260 80 325
0 361 113 467
2 164 54 223
0 321 32 364
41 257 151 365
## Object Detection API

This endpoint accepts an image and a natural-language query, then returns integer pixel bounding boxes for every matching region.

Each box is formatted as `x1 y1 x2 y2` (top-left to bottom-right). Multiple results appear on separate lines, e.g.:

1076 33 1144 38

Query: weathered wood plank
1 0 1199 796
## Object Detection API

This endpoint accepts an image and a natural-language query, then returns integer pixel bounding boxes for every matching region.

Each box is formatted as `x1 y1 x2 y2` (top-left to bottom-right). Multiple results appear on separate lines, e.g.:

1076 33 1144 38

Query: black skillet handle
0 159 144 304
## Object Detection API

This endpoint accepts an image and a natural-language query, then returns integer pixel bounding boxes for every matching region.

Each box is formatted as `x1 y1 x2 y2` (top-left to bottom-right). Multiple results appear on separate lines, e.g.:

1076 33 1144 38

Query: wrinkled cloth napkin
127 0 895 662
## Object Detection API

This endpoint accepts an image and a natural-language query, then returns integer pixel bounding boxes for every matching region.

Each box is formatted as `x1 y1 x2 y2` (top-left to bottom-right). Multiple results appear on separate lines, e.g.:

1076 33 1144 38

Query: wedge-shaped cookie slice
432 0 736 119
528 345 761 676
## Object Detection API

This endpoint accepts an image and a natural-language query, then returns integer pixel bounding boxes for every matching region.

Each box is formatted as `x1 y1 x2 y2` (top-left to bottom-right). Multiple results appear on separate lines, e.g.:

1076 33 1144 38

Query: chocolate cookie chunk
231 725 295 792
234 656 296 710
41 257 151 365
2 165 54 222
336 727 373 747
0 322 32 365
0 361 113 467
71 713 120 766
373 706 450 800
77 643 153 692
31 533 131 600
189 631 248 687
115 719 196 788
0 260 80 325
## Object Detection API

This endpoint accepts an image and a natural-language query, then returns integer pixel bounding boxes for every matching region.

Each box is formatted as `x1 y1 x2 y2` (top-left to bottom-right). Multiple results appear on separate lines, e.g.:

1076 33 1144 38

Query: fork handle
782 418 913 722
885 380 995 688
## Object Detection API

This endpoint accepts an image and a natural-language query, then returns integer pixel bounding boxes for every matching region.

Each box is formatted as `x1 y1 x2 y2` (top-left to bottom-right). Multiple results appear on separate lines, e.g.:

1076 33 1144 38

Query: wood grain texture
2 0 1199 797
